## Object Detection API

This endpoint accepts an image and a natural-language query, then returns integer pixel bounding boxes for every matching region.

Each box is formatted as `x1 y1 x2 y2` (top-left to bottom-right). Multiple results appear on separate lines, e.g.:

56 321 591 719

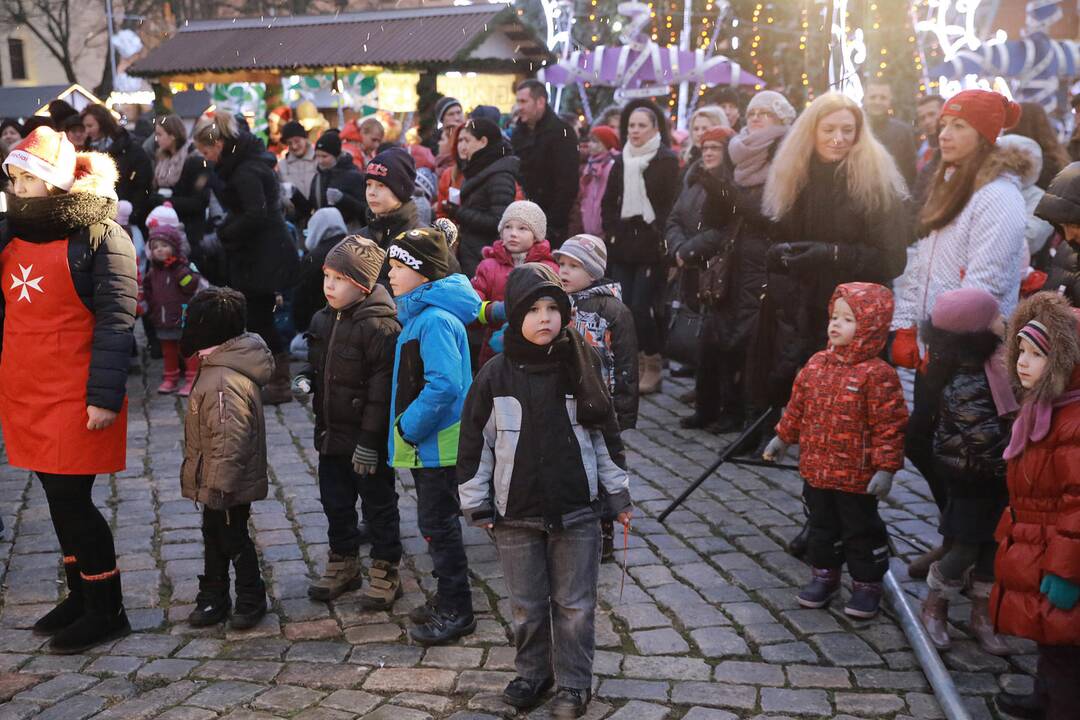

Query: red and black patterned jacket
776 282 908 493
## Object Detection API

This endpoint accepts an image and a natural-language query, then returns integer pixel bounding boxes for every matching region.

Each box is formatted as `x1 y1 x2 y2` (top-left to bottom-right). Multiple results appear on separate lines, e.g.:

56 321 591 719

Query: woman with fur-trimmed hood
991 291 1080 720
0 127 138 654
889 90 1029 579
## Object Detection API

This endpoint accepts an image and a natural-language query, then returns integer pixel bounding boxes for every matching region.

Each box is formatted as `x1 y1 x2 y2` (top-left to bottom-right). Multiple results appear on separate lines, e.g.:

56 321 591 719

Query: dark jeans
937 540 996 581
414 467 472 615
318 454 401 562
609 261 663 355
804 483 889 582
906 372 947 512
496 521 600 690
243 291 284 355
694 313 741 422
1037 644 1080 720
201 504 264 596
38 473 117 576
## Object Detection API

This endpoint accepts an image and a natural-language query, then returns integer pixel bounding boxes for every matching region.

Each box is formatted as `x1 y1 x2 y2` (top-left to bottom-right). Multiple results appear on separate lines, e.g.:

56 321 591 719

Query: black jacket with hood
570 279 639 429
307 153 367 226
106 127 154 230
359 198 424 289
456 146 519 277
1034 161 1080 306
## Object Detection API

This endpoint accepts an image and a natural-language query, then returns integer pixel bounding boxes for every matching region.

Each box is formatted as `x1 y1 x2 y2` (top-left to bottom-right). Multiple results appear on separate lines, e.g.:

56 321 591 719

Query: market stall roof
0 85 76 119
129 4 550 79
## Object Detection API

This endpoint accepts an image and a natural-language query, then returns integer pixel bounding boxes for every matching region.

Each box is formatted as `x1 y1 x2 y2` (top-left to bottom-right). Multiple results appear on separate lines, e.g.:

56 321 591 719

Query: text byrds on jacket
776 283 908 493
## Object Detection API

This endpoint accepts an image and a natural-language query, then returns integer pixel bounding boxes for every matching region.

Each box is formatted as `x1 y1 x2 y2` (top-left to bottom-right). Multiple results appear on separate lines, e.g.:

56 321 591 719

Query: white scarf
620 132 661 223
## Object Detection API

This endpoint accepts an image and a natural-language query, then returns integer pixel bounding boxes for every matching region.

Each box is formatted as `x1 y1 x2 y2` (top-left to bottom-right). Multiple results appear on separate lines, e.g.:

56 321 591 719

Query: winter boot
638 353 663 395
308 553 363 602
907 539 951 579
359 560 403 611
600 519 616 564
187 575 231 627
797 567 841 608
262 352 294 405
679 412 714 429
969 578 1010 656
409 595 439 625
845 580 884 619
550 687 592 719
920 562 961 650
678 389 696 405
157 369 181 394
178 360 198 398
409 607 476 646
230 540 267 630
49 570 130 655
33 556 83 636
502 676 555 709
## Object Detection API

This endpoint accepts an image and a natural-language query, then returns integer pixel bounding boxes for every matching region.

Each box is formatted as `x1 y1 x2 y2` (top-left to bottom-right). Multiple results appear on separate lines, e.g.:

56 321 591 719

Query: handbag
665 299 703 366
697 219 741 307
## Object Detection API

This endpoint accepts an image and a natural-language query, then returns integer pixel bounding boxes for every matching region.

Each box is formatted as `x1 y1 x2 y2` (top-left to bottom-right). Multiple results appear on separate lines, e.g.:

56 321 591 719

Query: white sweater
892 172 1027 333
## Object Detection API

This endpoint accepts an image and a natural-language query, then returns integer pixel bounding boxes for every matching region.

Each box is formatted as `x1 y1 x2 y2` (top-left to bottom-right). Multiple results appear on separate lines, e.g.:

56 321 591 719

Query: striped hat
1017 319 1051 355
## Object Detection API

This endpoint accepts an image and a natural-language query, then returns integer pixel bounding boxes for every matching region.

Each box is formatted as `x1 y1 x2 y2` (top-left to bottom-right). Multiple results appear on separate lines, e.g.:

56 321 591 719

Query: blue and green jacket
389 273 481 468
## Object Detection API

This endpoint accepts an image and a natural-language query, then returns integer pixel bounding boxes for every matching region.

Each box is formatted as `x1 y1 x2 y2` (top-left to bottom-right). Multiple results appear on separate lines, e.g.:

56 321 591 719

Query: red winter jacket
776 282 908 493
471 239 558 365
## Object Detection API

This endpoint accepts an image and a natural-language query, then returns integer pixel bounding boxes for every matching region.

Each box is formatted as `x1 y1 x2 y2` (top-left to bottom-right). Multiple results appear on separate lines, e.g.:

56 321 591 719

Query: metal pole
676 0 693 130
104 0 118 99
883 571 972 720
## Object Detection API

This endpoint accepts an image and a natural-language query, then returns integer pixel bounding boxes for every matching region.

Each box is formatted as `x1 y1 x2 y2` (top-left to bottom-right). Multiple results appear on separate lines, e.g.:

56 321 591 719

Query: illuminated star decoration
10 264 44 303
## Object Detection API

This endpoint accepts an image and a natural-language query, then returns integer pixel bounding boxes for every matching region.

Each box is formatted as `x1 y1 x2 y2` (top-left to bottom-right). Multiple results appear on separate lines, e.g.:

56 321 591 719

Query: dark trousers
38 473 117 576
201 505 264 596
906 372 948 512
1037 644 1080 720
243 291 284 355
937 540 996 581
804 483 889 582
694 313 741 422
609 261 663 355
496 521 600 690
414 466 472 615
318 454 402 562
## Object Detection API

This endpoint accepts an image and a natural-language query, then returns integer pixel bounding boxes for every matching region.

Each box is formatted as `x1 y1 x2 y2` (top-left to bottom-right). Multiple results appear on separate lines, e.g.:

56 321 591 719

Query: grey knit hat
324 235 386 292
746 90 796 125
554 234 607 281
498 200 547 241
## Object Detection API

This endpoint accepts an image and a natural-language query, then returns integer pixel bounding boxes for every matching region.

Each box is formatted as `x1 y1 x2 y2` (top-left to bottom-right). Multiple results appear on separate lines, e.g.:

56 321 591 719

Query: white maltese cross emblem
10 264 44 303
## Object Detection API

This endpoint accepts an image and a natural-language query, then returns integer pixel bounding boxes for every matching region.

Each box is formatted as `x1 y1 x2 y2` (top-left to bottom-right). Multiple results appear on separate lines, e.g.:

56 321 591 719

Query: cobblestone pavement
0 360 1034 720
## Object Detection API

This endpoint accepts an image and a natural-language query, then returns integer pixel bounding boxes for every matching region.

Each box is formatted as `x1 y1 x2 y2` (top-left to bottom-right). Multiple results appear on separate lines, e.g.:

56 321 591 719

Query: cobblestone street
0 360 1034 720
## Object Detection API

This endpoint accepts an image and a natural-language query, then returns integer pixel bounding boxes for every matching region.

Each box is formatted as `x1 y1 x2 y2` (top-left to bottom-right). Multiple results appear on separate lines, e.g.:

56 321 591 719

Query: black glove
766 243 792 273
778 242 836 276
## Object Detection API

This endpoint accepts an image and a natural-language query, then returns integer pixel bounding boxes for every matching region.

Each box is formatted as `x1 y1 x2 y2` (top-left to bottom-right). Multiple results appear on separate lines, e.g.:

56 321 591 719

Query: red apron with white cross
0 237 127 474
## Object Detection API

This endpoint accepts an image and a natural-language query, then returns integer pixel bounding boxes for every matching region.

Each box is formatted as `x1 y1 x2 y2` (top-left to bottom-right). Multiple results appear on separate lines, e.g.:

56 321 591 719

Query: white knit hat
747 90 797 125
499 200 547 241
2 126 77 191
147 202 182 230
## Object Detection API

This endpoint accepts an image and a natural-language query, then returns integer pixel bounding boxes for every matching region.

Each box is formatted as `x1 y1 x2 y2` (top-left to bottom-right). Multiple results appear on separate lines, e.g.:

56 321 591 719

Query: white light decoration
829 0 867 104
915 0 1007 63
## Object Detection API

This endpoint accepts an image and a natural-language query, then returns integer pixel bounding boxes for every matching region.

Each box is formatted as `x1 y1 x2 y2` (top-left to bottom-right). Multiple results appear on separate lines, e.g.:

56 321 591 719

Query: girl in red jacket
991 292 1080 720
763 282 908 618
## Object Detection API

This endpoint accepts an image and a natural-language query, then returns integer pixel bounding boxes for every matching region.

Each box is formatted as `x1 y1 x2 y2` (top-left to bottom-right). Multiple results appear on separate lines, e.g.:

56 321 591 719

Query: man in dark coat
863 80 917 190
307 130 367 227
1034 161 1080 305
510 79 579 248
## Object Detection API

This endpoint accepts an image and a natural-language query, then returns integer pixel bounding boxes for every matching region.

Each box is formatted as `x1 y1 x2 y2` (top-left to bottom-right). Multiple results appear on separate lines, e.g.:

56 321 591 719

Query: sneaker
409 596 439 624
550 687 591 719
844 581 884 619
187 576 230 627
797 567 840 608
502 676 554 709
308 553 363 602
408 608 476 646
358 560 402 611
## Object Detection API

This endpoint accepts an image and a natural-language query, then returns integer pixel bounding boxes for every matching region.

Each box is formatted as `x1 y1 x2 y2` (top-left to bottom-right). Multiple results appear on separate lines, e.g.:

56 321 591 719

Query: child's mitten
489 324 506 354
352 445 379 476
891 327 920 369
762 436 789 462
1040 573 1080 611
866 471 894 499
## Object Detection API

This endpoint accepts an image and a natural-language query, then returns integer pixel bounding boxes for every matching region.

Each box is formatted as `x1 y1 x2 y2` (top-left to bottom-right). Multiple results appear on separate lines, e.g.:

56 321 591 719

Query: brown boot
359 560 403 611
921 561 961 650
308 553 362 601
907 538 951 579
262 352 294 405
638 353 663 395
969 578 1010 656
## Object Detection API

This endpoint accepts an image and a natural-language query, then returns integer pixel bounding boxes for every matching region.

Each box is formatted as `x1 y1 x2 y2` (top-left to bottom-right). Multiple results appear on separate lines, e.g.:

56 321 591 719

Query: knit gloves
1041 573 1080 611
891 327 920 369
352 445 379 475
762 436 789 462
291 375 312 396
766 242 839 277
865 471 894 500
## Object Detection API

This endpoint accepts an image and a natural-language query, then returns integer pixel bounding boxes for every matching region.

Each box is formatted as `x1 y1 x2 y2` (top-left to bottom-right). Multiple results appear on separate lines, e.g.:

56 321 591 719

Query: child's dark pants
804 483 889 582
413 466 472 615
201 505 263 595
318 454 402 562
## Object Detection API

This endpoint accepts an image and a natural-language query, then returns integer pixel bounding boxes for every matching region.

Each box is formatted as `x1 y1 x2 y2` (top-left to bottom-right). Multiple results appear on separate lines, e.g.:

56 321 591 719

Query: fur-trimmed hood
70 151 119 200
996 135 1043 189
975 143 1035 193
1007 291 1080 403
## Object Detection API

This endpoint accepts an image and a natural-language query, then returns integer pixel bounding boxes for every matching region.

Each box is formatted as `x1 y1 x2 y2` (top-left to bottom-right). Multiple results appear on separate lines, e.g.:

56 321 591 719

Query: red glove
891 326 920 369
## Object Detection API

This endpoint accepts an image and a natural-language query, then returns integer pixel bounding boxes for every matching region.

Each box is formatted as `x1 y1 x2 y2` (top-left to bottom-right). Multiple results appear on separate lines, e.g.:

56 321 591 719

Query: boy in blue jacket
386 227 481 645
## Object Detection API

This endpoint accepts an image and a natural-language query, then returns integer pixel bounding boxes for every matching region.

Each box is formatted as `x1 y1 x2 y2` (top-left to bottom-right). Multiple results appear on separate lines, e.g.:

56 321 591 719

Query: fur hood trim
1006 291 1080 403
70 152 119 200
975 143 1035 193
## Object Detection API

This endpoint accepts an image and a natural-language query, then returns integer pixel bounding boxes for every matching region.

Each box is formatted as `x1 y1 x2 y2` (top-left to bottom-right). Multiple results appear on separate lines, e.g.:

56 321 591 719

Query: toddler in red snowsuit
763 282 908 619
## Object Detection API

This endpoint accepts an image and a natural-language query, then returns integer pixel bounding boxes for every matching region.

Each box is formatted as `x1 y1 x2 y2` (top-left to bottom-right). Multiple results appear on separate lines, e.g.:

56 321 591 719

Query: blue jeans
495 520 601 690
318 454 401 562
414 467 472 615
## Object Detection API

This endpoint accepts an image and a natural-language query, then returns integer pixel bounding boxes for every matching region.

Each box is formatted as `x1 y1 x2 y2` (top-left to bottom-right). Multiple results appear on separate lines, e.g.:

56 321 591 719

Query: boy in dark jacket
179 288 274 631
458 263 632 718
360 148 423 286
144 224 203 396
292 236 404 608
386 227 481 645
763 282 908 619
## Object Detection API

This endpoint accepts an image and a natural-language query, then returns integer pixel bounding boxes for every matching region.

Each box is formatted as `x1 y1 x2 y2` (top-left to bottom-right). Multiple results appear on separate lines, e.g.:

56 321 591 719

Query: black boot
188 575 231 627
49 571 130 655
230 544 267 631
34 557 83 636
408 607 476 646
550 687 591 719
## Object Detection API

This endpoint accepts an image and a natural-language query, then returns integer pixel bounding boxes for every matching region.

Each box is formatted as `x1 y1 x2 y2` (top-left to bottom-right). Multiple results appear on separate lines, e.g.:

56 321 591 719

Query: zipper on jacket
218 390 225 424
321 311 343 454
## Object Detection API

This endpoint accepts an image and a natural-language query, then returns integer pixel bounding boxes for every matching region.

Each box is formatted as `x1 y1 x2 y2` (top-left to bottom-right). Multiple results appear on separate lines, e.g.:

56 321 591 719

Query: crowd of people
1 76 1080 720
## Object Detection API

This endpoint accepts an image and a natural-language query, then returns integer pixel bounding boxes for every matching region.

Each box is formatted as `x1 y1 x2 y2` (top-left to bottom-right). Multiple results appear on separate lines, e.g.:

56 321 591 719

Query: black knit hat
324 235 386 292
280 121 307 141
435 97 462 127
365 147 416 203
388 227 451 282
315 129 341 157
180 287 247 358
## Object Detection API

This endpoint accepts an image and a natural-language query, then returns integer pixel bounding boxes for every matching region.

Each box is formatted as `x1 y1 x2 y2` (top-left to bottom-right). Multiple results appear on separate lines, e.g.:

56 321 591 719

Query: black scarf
464 140 511 179
3 192 116 242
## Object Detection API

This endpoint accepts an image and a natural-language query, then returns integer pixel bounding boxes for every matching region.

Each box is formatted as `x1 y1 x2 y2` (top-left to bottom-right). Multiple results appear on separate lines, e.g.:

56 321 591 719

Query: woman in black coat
450 118 518 277
81 105 154 230
193 113 299 404
601 99 681 395
148 114 212 273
